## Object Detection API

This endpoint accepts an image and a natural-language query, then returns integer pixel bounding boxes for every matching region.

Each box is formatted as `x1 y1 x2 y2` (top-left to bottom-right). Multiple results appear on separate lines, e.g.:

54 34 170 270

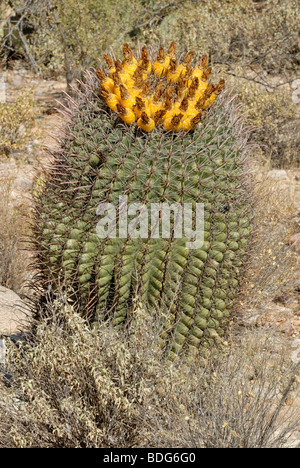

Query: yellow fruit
195 83 215 109
99 43 224 133
119 84 136 109
139 46 152 77
102 90 119 112
115 60 131 84
187 77 200 102
178 112 202 131
203 79 225 109
133 96 147 118
104 54 116 76
154 60 169 78
167 58 182 83
153 109 167 126
163 113 184 131
123 43 138 76
175 52 194 81
173 96 188 113
96 69 115 93
195 82 209 101
168 41 177 59
116 103 136 124
178 118 192 132
185 103 199 120
153 47 170 77
137 112 155 132
191 55 208 81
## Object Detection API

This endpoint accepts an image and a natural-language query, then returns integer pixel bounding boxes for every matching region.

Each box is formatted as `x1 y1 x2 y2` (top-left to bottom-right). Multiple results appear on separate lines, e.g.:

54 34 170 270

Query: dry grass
0 293 298 448
239 164 299 310
140 331 300 448
234 80 300 168
0 178 31 295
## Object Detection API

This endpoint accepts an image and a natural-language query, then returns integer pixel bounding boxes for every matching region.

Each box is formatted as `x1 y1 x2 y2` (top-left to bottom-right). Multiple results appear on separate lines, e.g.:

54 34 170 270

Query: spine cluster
96 43 225 132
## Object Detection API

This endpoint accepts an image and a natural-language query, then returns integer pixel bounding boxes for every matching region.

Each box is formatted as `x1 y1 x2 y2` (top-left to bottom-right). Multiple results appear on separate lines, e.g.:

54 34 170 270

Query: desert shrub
0 0 185 83
155 0 300 78
4 1 299 81
0 89 36 158
0 295 299 448
0 299 173 448
239 165 299 307
141 330 300 448
235 80 300 167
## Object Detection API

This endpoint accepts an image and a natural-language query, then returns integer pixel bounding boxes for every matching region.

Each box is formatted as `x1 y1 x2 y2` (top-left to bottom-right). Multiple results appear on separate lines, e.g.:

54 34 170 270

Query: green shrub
155 0 300 76
0 90 36 157
235 79 300 167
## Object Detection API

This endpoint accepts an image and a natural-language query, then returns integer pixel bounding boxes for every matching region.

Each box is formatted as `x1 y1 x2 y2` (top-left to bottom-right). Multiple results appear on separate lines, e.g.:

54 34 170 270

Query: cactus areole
34 43 252 359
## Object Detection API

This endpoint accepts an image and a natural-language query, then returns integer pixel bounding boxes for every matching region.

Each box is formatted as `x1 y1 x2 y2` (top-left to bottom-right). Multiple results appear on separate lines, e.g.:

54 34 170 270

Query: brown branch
122 0 189 37
224 67 298 90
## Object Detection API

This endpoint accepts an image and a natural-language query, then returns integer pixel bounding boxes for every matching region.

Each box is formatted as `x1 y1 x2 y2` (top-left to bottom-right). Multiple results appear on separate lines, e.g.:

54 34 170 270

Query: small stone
0 338 6 365
290 233 300 253
17 123 26 137
26 144 34 153
15 177 33 191
11 74 23 88
267 169 288 180
0 286 30 336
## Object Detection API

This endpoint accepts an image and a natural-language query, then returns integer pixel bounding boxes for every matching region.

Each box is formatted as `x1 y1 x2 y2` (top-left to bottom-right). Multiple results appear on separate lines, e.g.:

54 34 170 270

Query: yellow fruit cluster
96 43 225 133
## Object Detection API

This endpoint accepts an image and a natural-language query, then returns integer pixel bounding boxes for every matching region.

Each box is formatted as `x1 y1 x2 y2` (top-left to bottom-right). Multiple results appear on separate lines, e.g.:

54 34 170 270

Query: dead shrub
140 330 299 448
0 293 298 448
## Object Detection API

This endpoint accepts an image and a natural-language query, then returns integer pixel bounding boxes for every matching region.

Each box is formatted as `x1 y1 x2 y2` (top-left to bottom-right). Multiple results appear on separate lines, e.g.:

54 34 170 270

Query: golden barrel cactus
34 42 252 360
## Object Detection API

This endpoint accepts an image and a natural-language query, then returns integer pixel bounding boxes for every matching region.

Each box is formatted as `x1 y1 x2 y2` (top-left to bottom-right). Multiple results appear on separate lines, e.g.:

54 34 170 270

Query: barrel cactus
33 43 252 359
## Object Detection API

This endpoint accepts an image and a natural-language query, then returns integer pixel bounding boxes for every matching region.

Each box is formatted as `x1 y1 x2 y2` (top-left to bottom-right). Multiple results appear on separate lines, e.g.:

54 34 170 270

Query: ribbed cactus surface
34 44 251 358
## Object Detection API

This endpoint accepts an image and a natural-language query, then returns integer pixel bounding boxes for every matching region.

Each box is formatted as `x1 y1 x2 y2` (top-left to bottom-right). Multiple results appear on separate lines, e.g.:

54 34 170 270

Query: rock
17 123 26 137
290 233 300 253
14 175 33 191
267 169 288 180
293 216 300 228
0 338 6 365
291 339 300 365
11 74 24 88
0 286 30 336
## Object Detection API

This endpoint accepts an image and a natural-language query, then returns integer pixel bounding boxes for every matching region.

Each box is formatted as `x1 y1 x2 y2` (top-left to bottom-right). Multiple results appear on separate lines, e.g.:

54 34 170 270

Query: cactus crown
96 43 225 133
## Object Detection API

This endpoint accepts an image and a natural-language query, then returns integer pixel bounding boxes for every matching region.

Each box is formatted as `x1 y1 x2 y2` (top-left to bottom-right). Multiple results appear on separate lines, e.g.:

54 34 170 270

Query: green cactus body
34 50 251 358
